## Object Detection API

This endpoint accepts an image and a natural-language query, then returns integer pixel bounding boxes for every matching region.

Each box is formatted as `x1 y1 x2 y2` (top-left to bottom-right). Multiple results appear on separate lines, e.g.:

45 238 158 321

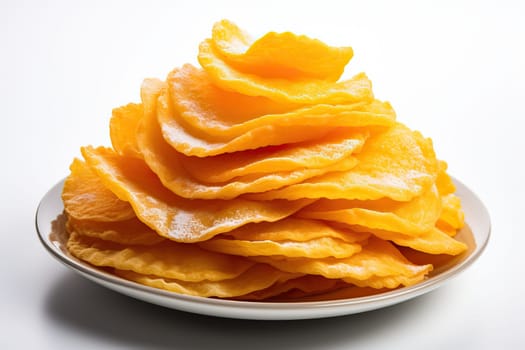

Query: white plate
36 177 490 320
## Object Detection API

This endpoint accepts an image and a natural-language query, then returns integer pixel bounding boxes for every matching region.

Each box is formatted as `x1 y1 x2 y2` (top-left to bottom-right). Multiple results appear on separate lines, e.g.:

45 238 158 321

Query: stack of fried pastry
61 20 467 301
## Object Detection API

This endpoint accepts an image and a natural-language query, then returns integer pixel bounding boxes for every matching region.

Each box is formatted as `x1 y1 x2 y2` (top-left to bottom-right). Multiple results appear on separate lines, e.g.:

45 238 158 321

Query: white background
2 0 524 349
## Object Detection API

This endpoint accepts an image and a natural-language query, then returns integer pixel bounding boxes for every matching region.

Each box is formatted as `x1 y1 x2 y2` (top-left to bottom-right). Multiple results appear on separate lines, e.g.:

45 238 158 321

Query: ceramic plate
36 177 490 320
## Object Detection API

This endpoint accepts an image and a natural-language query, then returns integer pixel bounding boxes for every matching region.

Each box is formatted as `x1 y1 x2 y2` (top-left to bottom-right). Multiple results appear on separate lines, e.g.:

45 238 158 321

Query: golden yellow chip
211 19 353 81
168 64 296 138
298 184 441 235
109 103 144 159
199 236 361 259
157 92 343 157
224 218 369 243
114 264 300 298
435 221 458 237
168 65 394 139
141 78 165 123
181 132 366 183
439 193 465 229
66 217 165 246
162 66 394 156
62 158 135 222
249 124 439 201
236 275 341 301
138 105 358 199
434 161 464 234
436 160 456 195
199 38 373 104
199 216 368 258
343 270 429 289
251 237 433 283
350 225 467 255
81 146 311 242
67 232 254 282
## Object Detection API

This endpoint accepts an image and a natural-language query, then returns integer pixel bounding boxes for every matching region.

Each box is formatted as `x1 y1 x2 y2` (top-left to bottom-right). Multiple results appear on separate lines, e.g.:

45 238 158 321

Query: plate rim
35 176 491 320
